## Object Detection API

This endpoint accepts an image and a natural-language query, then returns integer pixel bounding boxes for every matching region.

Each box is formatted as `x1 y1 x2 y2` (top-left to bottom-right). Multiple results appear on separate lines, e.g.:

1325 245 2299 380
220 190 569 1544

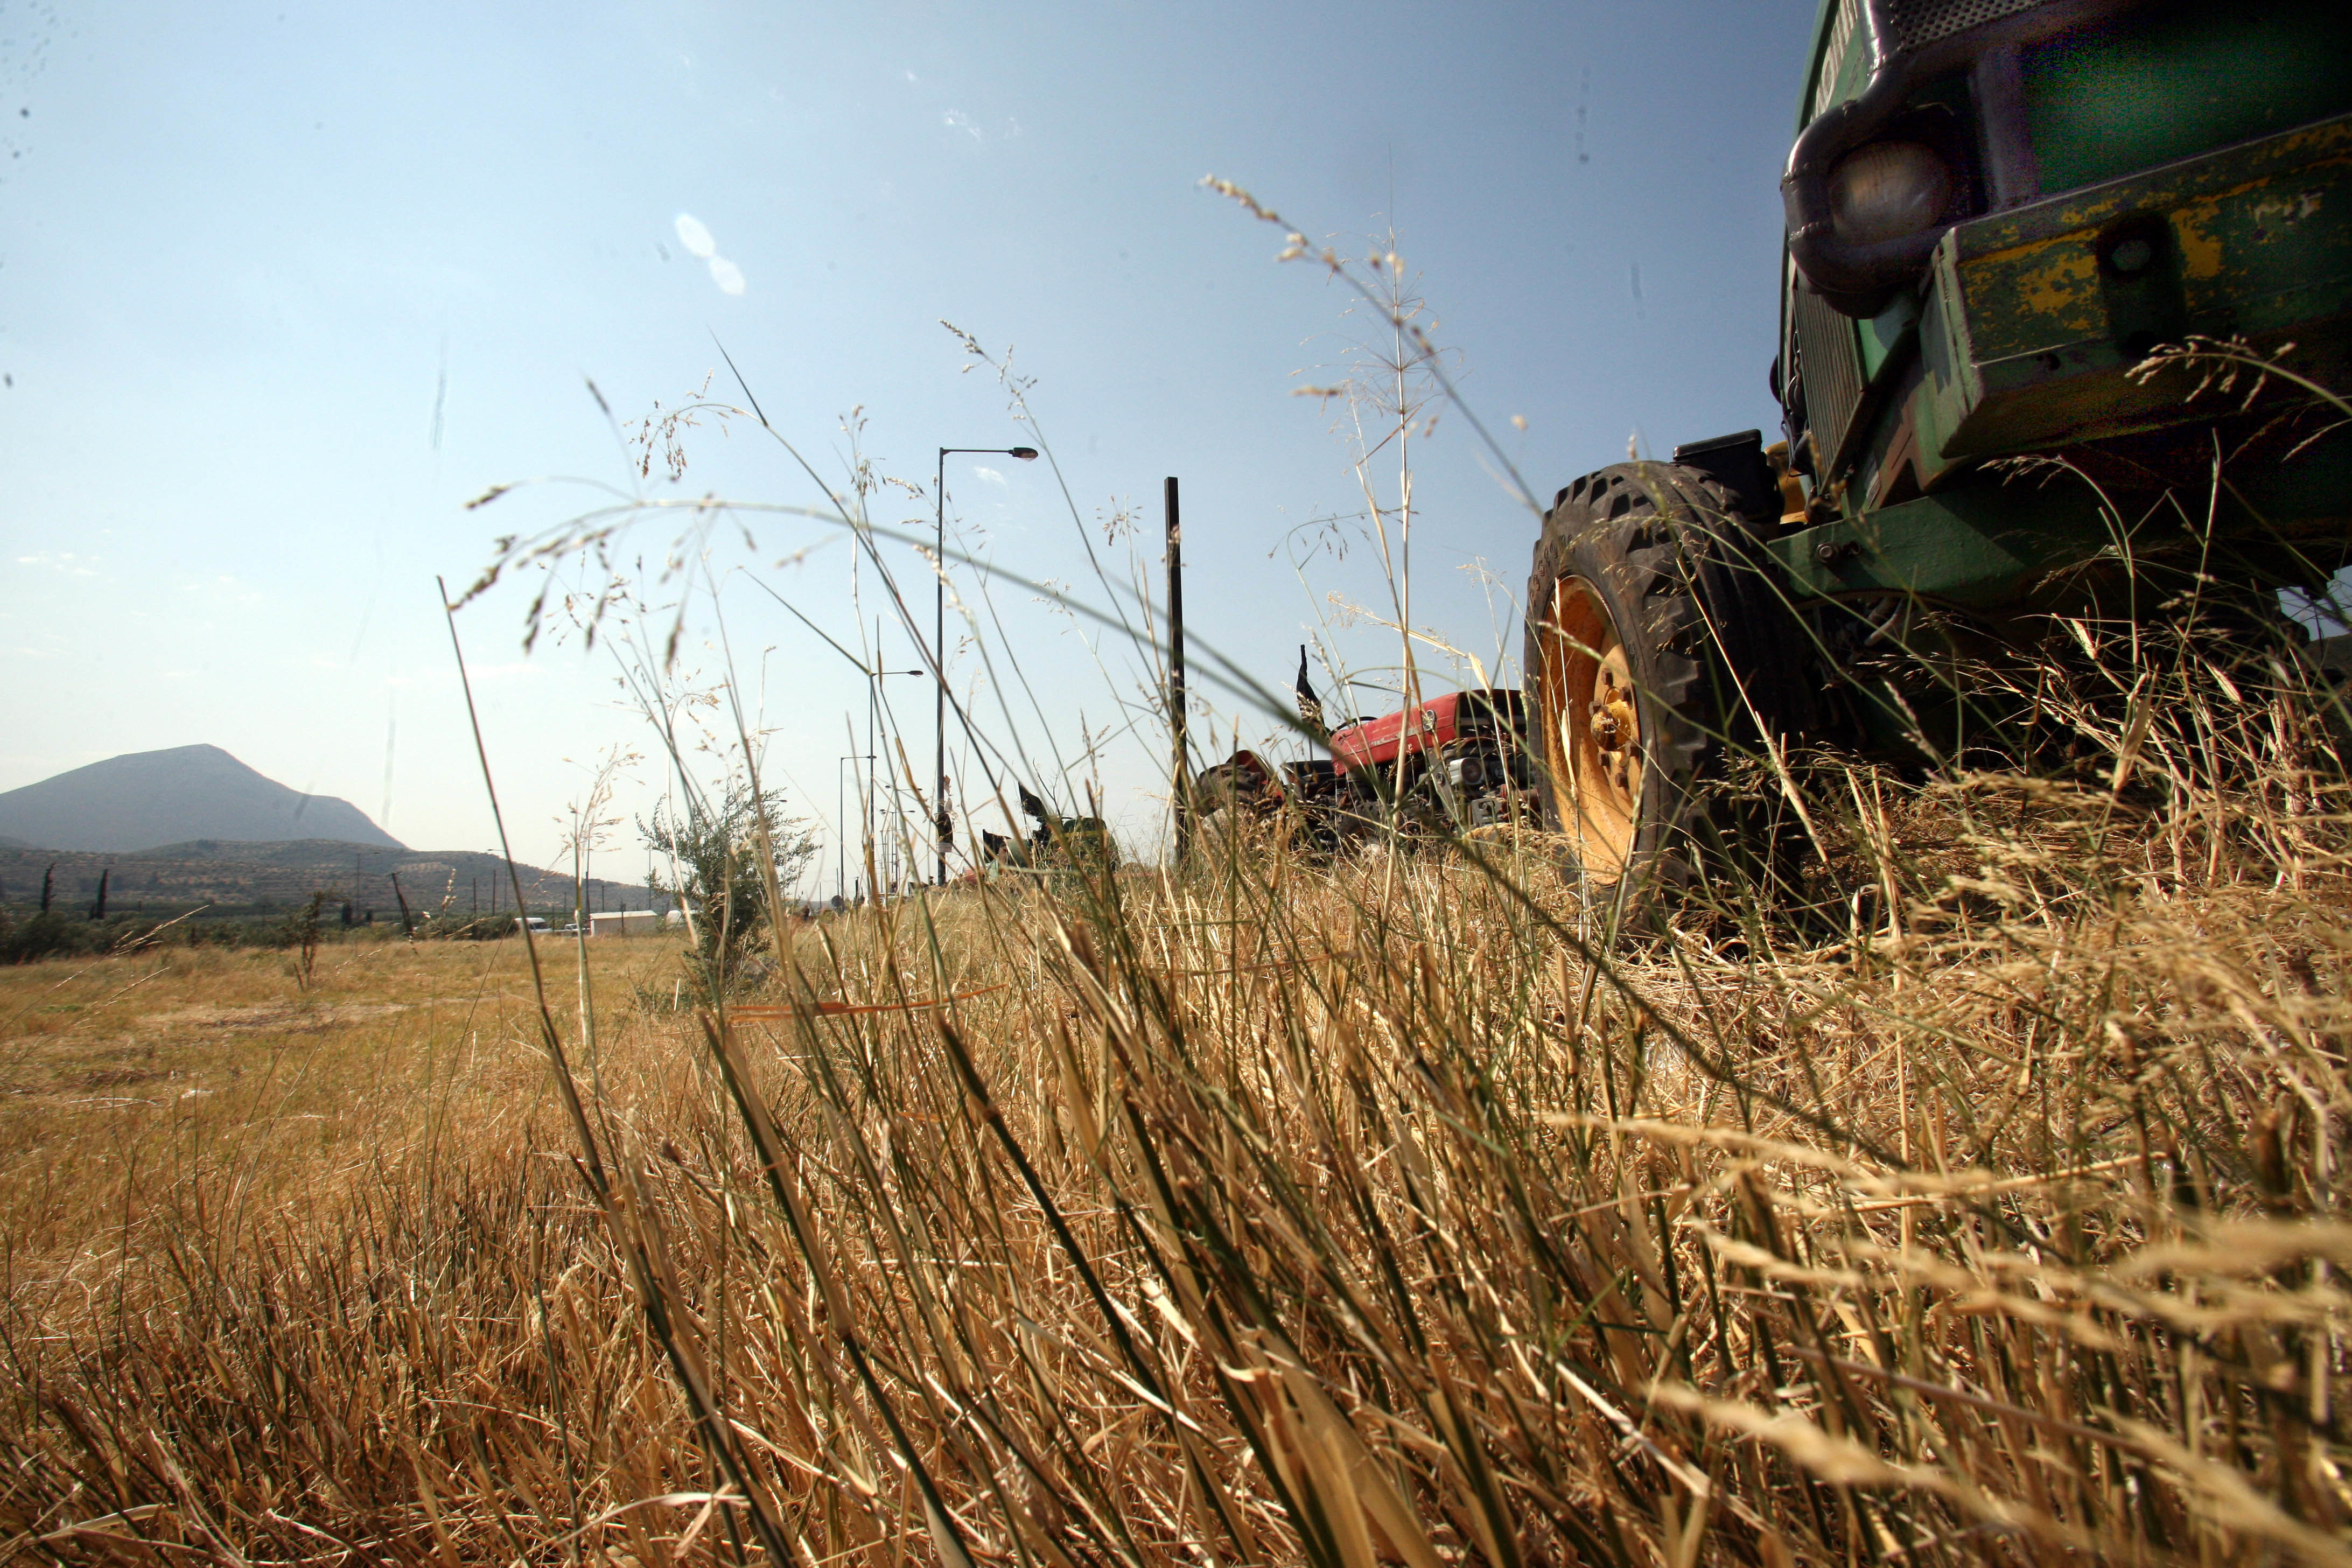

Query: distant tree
90 869 108 921
39 865 52 915
284 891 332 989
639 785 817 999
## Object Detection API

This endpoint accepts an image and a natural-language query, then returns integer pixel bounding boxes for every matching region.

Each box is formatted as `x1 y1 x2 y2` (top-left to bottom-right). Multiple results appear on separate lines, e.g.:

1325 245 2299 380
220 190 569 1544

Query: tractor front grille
1795 283 1866 477
1812 0 1864 120
1878 0 2046 55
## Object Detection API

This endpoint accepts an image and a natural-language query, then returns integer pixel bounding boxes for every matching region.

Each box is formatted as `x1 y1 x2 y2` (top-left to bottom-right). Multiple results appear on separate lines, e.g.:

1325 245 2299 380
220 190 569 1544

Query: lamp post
935 444 1038 885
836 754 860 905
865 622 925 900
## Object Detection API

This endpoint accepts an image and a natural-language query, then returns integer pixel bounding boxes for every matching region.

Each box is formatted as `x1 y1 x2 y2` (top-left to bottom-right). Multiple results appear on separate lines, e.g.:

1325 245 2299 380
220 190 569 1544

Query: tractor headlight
1828 141 1953 247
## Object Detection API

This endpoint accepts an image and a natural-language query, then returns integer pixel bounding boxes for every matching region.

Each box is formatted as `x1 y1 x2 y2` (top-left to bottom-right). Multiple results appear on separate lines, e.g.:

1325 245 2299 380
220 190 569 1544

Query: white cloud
943 109 982 142
708 256 746 295
16 552 99 576
973 466 1005 486
674 213 717 260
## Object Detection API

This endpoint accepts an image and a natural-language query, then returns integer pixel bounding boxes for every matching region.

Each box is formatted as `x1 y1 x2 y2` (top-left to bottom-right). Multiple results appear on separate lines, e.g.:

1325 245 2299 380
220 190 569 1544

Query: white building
588 909 663 937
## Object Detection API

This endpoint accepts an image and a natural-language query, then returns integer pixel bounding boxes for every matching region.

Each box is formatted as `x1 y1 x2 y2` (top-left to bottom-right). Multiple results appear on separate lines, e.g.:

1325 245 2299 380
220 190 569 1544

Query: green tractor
1525 0 2352 901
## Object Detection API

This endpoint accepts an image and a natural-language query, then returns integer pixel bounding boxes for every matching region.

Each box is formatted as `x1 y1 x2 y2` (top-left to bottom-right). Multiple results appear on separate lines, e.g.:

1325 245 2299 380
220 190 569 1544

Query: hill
0 745 401 852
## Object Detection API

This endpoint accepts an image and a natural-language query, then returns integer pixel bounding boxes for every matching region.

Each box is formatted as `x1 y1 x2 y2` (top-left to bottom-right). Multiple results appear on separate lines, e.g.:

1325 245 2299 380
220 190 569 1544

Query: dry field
0 934 662 1281
4 677 2350 1568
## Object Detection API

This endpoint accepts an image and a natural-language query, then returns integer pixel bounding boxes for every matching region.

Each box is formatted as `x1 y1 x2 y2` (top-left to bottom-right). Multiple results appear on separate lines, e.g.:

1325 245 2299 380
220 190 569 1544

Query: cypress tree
92 869 109 920
40 865 53 915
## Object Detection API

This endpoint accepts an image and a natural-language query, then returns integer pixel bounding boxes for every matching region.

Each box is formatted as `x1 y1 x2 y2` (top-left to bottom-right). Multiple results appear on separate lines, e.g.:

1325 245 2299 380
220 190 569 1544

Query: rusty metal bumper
1914 112 2352 467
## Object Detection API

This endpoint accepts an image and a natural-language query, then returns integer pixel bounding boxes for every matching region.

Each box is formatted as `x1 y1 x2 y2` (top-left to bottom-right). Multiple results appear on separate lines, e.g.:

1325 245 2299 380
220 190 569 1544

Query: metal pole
1167 475 1188 864
936 447 947 888
838 756 846 905
869 616 879 903
925 446 1034 886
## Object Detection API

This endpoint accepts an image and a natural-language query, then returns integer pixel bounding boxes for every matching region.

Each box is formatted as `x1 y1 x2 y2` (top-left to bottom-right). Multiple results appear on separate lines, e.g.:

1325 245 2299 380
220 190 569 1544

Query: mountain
0 745 402 853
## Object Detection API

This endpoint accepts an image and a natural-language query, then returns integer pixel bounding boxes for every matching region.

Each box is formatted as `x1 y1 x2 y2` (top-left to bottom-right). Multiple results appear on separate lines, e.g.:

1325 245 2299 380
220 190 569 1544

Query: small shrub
641 786 817 999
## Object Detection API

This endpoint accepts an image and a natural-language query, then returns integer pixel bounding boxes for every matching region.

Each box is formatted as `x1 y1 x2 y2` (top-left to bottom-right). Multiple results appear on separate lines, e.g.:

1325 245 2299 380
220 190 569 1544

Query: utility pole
838 753 852 905
935 444 1038 886
858 623 926 903
1167 476 1189 864
870 616 880 901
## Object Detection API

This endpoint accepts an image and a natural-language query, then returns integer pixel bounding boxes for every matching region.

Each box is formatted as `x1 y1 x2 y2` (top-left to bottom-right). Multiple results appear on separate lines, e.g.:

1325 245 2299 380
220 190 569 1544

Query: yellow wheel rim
1539 576 1643 878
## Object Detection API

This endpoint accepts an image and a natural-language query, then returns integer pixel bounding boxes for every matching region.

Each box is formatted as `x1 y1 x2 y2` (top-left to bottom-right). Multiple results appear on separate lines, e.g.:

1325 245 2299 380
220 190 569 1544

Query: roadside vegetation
0 905 601 965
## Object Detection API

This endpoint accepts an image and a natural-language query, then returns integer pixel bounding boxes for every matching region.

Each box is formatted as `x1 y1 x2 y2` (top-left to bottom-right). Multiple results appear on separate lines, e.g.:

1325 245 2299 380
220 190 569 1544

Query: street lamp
836 754 860 905
935 444 1038 886
836 746 900 904
864 622 926 898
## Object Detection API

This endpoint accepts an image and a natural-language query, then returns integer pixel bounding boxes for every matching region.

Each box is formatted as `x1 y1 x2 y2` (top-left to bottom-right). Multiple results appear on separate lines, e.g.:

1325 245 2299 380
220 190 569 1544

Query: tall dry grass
6 265 2349 1563
4 600 2347 1567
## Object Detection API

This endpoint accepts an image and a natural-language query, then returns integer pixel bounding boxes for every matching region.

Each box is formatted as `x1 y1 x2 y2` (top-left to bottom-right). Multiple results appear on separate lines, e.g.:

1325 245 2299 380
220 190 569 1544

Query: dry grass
8 314 2348 1563
3 622 2348 1568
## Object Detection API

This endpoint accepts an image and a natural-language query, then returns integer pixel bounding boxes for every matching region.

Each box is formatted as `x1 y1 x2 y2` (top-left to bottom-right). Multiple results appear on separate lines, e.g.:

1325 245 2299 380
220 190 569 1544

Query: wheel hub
1589 657 1641 794
1540 576 1643 877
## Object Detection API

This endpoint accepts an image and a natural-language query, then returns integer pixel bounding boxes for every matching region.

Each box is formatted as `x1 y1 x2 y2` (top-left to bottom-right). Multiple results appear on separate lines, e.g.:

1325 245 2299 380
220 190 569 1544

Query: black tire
1522 461 1808 911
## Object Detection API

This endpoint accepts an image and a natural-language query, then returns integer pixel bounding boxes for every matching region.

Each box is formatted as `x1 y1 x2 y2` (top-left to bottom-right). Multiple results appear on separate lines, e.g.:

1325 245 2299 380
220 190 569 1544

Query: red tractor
1192 648 1533 849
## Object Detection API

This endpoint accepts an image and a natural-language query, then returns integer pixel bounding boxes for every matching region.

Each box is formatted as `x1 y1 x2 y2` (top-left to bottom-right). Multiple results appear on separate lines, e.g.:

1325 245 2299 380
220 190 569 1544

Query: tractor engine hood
1329 689 1523 772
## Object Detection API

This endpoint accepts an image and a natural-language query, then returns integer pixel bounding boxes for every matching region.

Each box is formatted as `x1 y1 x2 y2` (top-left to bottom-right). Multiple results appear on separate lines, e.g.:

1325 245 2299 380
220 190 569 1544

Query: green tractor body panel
1916 114 2352 470
1773 432 2352 609
1769 485 2111 609
2019 6 2352 192
1779 0 2352 616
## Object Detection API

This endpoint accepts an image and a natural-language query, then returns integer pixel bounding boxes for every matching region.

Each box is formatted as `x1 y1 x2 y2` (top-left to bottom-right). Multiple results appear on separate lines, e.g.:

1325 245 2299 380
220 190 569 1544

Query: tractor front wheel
1524 463 1805 911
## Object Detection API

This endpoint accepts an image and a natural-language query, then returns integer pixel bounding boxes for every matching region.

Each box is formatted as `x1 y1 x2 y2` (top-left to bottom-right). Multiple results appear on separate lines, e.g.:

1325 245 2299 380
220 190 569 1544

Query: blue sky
2 0 1817 887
